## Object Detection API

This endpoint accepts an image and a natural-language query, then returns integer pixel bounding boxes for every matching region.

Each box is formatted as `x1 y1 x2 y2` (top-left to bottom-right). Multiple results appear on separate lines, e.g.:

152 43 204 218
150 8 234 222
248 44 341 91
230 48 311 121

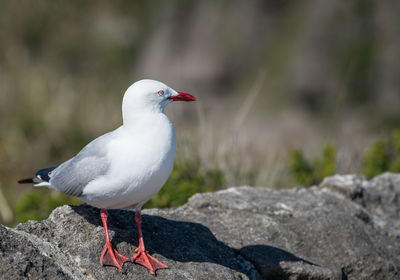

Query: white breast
81 113 176 209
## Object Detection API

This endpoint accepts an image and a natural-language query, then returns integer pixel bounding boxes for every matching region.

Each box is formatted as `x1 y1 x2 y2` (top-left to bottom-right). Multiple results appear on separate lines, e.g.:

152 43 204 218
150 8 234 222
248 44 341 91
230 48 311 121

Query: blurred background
1 0 400 226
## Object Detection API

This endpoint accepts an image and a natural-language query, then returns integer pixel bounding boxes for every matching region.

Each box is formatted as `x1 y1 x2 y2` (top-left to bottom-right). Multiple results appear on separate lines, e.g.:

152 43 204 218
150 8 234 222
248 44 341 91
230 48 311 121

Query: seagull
18 79 196 274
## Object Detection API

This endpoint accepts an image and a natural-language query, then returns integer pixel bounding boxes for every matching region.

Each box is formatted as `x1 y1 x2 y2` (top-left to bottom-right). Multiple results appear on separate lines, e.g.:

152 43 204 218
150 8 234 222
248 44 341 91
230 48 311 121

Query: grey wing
49 132 112 197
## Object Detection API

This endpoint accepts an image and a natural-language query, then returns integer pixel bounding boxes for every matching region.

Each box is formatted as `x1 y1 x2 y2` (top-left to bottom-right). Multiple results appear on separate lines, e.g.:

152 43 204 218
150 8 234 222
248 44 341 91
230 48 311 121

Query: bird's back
49 129 118 197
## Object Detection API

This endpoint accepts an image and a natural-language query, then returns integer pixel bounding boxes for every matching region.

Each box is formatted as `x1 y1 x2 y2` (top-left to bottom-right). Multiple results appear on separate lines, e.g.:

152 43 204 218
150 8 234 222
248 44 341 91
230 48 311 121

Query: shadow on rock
71 204 333 279
240 245 345 279
71 204 253 277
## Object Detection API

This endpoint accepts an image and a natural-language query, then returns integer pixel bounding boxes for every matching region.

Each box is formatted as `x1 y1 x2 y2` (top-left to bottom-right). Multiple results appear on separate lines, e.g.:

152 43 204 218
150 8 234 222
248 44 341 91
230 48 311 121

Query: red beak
168 92 196 102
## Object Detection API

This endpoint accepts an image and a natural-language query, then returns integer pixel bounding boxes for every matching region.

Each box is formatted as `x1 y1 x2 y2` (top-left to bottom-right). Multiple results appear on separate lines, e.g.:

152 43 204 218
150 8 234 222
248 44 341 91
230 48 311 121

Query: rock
1 173 400 279
0 224 86 279
320 173 400 236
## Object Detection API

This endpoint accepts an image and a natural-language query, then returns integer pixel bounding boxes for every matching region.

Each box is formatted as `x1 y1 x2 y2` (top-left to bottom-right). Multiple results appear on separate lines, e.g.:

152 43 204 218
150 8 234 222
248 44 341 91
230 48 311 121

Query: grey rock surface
1 173 400 279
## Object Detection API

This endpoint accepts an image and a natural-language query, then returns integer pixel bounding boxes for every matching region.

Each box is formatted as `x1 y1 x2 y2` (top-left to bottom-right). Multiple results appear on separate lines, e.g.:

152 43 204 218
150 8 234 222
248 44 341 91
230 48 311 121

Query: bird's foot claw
132 249 167 275
100 245 129 272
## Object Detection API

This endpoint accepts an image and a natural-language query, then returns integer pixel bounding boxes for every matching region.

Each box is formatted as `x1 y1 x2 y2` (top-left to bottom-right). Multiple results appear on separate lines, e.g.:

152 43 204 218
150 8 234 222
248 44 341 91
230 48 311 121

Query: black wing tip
36 166 57 182
18 178 35 184
18 166 57 184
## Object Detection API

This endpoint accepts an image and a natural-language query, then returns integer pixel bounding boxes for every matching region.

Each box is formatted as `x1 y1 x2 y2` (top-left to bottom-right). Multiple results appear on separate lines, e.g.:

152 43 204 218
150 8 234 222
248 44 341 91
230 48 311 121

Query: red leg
99 209 128 272
131 210 167 274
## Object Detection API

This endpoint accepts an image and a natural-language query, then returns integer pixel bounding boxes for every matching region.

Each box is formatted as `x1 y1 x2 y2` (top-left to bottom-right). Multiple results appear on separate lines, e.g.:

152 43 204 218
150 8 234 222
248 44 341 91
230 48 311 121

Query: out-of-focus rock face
1 173 400 280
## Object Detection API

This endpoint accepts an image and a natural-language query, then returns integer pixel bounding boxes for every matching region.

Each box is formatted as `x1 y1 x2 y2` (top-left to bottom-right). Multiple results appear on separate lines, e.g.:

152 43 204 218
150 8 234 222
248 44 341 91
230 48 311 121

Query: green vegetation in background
288 144 336 186
10 131 400 226
288 130 400 185
14 188 81 224
2 0 400 227
144 156 225 208
363 130 400 178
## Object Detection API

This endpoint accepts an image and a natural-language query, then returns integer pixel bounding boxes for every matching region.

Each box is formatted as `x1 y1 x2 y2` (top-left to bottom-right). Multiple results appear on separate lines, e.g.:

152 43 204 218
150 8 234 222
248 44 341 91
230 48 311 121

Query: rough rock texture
1 173 400 280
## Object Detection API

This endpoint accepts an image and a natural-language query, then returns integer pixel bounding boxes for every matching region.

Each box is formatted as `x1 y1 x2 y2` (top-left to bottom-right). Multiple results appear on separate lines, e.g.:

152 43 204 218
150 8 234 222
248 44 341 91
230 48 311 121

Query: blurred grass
144 155 225 208
363 130 400 178
10 132 400 227
287 130 400 186
289 144 336 186
14 189 81 224
1 1 400 226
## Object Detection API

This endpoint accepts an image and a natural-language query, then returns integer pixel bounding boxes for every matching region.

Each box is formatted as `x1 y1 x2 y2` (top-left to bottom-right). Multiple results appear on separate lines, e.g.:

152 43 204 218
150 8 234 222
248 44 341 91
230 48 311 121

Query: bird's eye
157 90 165 96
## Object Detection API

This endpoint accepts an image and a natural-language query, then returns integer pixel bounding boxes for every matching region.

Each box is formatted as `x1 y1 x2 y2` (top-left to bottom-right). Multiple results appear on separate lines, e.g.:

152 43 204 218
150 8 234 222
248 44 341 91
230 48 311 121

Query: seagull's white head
122 79 195 123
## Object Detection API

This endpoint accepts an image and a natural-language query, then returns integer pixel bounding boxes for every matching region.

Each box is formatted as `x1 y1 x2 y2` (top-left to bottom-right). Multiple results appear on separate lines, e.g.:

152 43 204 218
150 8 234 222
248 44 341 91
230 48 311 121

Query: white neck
122 95 168 126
